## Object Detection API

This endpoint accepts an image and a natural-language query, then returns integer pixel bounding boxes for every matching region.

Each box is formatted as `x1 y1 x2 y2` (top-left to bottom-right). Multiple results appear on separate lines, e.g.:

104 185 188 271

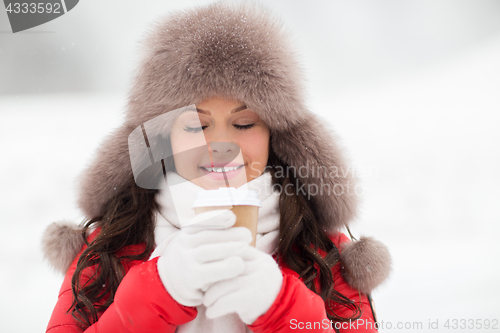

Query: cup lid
192 187 261 208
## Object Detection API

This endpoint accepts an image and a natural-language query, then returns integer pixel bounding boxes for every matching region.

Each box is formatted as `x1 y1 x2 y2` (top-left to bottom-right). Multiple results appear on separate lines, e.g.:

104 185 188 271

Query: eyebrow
196 104 247 115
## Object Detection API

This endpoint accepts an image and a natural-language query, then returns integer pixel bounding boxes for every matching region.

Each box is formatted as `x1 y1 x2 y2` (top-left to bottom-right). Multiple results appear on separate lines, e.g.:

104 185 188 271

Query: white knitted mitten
157 210 253 307
203 245 283 324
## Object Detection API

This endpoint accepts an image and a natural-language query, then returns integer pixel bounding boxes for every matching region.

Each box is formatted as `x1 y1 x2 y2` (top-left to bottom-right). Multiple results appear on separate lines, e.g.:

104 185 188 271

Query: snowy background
1 0 500 332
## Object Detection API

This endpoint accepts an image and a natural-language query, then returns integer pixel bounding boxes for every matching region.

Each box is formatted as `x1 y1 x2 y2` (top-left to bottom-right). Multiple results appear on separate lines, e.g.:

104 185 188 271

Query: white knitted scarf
151 171 280 333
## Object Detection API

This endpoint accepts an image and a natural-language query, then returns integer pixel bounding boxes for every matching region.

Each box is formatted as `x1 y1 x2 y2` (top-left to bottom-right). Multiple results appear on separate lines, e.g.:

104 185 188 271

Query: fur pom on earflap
340 237 391 294
42 221 84 274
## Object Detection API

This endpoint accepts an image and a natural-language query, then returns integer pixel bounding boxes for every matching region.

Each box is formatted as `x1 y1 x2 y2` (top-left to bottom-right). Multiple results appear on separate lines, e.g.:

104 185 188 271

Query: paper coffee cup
192 187 261 247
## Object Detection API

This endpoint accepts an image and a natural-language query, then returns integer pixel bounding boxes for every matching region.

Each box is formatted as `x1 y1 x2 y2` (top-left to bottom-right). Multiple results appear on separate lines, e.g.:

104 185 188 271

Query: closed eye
184 126 207 133
234 124 255 130
184 124 255 132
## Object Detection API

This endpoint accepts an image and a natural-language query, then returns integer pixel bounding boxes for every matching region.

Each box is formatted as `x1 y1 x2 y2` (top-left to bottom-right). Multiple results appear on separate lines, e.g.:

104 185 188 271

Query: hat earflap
339 232 392 295
42 222 84 274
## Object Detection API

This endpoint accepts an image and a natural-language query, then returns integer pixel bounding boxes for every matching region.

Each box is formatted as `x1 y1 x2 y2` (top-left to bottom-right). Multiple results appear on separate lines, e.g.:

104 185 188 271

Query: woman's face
169 97 270 189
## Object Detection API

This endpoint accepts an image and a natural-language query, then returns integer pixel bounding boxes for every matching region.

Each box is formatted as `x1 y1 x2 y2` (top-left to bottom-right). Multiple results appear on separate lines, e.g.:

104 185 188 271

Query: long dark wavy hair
70 136 362 328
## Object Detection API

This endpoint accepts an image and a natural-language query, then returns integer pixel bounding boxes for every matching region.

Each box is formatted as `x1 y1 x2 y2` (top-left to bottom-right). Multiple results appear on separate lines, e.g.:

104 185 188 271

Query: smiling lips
200 165 244 172
199 163 245 179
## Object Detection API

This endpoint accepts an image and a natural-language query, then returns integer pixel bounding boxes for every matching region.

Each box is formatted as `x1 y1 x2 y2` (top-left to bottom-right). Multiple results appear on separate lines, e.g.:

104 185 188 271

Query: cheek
170 130 206 154
170 132 186 157
170 132 206 167
241 129 269 164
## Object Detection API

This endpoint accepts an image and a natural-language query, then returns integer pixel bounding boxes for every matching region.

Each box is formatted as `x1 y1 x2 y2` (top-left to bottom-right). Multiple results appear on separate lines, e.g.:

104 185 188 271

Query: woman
43 2 391 332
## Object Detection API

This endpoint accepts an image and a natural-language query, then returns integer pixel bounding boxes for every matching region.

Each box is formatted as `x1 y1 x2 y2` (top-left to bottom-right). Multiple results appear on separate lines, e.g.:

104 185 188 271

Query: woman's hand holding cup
156 209 253 307
203 245 284 324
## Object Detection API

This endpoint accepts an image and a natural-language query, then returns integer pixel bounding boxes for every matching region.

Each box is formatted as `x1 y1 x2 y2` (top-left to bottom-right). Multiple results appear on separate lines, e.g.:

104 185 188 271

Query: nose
210 142 235 153
209 142 240 161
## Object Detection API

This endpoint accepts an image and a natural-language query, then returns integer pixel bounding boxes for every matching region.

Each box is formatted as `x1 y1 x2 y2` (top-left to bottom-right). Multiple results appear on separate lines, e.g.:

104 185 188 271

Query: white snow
1 23 500 333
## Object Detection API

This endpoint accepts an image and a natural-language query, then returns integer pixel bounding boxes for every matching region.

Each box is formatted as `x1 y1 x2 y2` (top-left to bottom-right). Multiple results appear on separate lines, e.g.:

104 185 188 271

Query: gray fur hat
43 1 390 294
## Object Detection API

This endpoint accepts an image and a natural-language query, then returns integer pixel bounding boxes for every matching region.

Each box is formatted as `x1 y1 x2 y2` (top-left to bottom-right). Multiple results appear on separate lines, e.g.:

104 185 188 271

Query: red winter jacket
46 231 378 332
